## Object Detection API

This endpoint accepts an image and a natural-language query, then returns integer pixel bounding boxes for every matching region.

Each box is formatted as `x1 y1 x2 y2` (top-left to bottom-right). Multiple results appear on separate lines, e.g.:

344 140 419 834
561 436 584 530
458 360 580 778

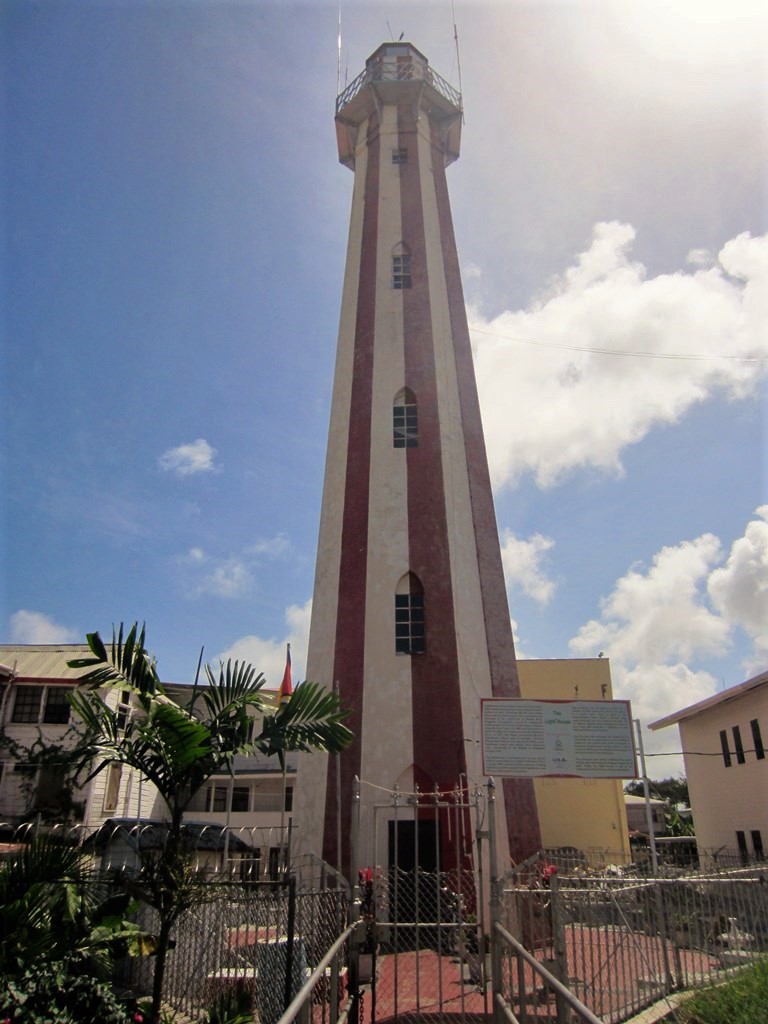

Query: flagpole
278 643 293 875
281 759 287 876
334 678 342 879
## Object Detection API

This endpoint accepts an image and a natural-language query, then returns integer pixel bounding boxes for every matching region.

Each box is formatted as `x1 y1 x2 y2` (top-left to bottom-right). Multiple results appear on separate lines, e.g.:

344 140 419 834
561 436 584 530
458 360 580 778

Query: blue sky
3 1 766 776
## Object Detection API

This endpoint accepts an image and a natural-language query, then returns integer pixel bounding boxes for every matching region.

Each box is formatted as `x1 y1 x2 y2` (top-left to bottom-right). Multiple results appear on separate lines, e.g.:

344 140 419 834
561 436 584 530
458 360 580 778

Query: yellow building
518 658 632 867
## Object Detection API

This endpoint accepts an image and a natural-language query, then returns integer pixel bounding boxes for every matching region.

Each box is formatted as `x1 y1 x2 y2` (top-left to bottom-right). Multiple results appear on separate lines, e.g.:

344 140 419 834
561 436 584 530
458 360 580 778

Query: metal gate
275 781 605 1024
348 778 492 1024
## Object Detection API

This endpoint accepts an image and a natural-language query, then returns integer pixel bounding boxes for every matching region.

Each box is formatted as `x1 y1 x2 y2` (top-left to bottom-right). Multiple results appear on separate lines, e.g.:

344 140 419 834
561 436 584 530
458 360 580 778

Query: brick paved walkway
354 926 719 1024
365 950 490 1024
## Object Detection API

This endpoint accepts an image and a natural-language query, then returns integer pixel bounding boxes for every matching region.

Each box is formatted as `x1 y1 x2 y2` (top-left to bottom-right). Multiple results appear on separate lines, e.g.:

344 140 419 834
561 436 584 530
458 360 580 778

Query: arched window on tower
395 573 425 655
392 243 412 289
393 387 418 448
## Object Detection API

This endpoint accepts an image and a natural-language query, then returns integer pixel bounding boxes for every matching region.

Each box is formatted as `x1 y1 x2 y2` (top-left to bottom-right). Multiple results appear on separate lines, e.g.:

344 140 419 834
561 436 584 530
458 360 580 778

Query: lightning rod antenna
336 1 342 97
452 0 465 122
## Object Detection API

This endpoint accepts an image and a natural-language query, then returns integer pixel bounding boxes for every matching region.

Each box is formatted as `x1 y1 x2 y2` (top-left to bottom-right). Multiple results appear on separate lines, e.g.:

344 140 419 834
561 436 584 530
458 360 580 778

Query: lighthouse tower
295 43 541 878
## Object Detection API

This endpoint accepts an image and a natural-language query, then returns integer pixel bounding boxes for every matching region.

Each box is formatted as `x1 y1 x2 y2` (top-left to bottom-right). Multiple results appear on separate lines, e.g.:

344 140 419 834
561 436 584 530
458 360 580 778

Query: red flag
278 643 293 705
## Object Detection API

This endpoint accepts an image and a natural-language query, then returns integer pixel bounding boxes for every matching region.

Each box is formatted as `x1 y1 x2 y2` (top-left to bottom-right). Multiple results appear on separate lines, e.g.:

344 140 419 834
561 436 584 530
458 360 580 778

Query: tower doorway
388 818 439 874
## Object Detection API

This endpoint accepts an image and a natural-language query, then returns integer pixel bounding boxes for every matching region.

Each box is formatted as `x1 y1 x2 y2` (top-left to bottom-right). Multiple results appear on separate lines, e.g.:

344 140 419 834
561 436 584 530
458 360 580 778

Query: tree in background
624 776 690 808
68 622 353 1024
625 777 694 835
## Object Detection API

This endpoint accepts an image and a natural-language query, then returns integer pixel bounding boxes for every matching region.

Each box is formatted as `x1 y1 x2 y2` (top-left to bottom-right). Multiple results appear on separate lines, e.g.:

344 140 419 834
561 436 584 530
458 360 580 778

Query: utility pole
634 719 658 875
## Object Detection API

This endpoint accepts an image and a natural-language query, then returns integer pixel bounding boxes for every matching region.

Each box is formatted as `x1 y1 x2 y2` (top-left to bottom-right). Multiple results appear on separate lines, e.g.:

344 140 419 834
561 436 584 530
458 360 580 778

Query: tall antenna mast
452 0 465 120
336 2 342 96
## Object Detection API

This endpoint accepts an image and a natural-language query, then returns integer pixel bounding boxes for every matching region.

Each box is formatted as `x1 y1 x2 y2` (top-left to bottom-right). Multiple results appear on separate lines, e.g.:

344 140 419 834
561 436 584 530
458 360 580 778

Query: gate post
653 880 675 994
549 873 571 1024
487 778 505 1024
348 776 364 1020
474 784 490 1001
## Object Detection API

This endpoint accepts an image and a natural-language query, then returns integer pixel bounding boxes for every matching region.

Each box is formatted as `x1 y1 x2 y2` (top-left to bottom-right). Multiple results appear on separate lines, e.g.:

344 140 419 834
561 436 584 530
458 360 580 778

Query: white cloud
686 248 713 268
10 610 79 644
203 559 253 599
158 438 218 476
567 509 768 774
615 662 718 731
180 534 291 599
567 533 725 772
216 600 312 689
500 530 556 606
708 506 768 675
566 533 728 775
471 225 768 490
246 535 291 558
510 617 535 661
614 662 719 778
570 533 730 666
177 548 252 598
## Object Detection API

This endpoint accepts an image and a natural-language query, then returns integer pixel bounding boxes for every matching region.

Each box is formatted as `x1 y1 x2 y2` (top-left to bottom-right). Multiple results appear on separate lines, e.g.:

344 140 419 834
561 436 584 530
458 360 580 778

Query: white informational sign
481 699 637 779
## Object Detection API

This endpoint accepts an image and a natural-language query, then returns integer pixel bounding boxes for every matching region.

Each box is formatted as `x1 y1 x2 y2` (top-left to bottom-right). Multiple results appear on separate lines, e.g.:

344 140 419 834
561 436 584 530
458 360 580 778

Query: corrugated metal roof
0 647 286 696
0 644 92 681
0 645 286 695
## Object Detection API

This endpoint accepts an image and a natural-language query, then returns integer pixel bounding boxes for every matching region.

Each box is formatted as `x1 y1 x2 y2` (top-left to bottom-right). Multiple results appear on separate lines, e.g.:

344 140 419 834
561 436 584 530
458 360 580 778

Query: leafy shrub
203 985 255 1024
0 838 142 979
1 956 138 1023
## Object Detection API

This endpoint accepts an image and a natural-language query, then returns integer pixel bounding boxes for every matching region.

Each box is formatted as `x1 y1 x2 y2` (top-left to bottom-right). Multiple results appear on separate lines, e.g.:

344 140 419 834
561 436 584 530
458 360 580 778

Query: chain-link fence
115 876 348 1023
0 821 351 1024
358 865 490 1022
502 860 768 1023
541 842 768 876
8 816 768 1024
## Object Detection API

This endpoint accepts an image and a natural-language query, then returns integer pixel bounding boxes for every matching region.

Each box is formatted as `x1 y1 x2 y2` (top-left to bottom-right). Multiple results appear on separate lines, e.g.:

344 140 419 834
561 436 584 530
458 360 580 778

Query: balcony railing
336 59 462 115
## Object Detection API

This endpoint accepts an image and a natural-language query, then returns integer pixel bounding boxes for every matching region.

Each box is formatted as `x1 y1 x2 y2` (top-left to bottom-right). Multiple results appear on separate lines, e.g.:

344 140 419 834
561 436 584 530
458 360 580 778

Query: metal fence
541 842 767 876
115 872 349 1024
276 922 357 1024
335 57 462 115
362 864 490 1024
7 815 768 1024
502 862 768 1023
0 819 352 1024
493 923 604 1024
341 778 496 1024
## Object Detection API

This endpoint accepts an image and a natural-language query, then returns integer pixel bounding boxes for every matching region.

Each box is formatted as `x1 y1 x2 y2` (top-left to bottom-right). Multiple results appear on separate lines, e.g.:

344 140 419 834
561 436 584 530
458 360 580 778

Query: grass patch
673 958 768 1023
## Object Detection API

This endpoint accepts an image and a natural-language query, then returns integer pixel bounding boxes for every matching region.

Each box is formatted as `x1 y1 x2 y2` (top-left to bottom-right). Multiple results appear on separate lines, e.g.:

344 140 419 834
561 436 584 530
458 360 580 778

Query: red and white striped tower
295 43 541 879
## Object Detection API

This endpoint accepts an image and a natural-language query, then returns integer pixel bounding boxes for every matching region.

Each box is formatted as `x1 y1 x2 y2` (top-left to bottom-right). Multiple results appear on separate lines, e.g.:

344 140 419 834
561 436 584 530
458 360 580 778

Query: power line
469 324 766 363
3 748 762 768
645 748 764 757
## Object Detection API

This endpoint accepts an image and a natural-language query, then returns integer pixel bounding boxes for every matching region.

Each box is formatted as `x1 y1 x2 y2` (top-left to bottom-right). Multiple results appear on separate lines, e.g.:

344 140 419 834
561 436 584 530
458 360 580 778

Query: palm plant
0 818 149 1024
0 837 142 980
67 622 352 1024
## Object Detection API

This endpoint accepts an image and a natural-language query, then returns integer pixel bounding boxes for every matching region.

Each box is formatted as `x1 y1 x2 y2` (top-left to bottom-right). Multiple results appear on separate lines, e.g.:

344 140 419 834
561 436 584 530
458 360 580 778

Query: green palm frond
256 681 353 762
67 623 354 811
70 689 212 803
0 839 86 906
121 711 212 810
63 620 356 1022
67 622 161 700
68 690 126 780
200 659 266 719
0 840 144 977
141 703 211 772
